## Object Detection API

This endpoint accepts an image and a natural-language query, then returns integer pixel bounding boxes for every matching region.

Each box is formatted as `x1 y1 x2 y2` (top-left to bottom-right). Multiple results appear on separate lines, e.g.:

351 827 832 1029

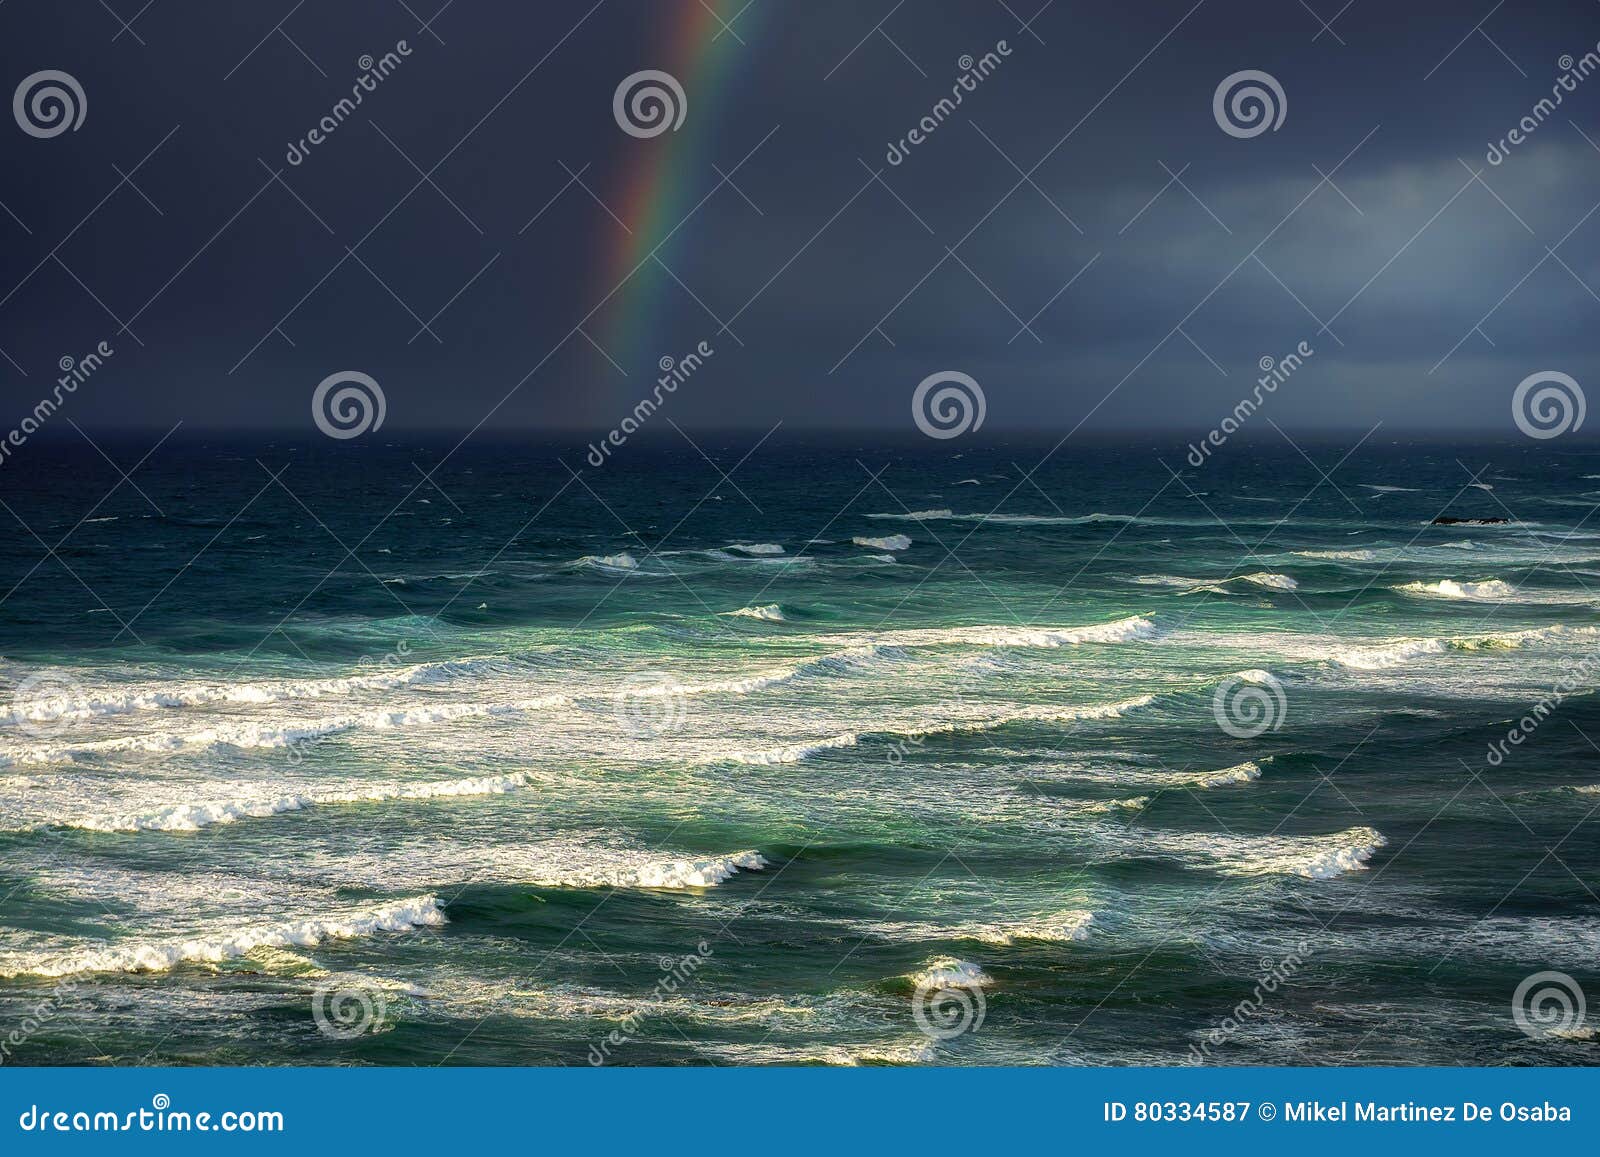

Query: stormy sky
0 0 1597 434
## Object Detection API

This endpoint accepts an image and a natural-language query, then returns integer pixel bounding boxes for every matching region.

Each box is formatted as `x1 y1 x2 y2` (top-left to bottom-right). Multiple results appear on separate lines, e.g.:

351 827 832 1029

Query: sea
1 434 1597 1066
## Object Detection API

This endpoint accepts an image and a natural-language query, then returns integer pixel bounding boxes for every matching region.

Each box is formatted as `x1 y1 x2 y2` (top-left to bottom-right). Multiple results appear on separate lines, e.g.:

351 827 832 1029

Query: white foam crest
0 658 508 728
849 614 1159 649
1293 548 1378 561
1395 578 1513 600
907 957 993 989
2 695 571 767
1155 826 1387 880
1330 624 1596 670
852 534 911 551
721 603 786 621
1235 571 1299 591
1192 760 1263 788
712 695 1153 765
868 911 1094 945
722 733 861 765
0 896 447 978
724 543 784 555
59 772 537 832
571 551 639 571
865 509 953 520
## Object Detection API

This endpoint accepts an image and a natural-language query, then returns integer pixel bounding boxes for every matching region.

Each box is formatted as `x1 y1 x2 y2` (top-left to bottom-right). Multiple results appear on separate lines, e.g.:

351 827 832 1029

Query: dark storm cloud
0 0 1597 436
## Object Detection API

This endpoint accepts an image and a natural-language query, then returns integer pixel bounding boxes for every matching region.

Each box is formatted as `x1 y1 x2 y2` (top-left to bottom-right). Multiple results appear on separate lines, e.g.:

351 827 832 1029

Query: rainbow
595 0 759 378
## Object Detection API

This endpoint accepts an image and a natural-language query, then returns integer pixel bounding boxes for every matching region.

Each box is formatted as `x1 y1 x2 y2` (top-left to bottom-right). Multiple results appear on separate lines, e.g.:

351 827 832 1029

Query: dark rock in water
1431 516 1508 525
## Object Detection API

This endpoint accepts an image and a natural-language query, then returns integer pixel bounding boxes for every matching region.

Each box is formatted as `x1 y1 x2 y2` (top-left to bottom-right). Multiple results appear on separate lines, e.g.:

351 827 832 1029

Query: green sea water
1 436 1597 1065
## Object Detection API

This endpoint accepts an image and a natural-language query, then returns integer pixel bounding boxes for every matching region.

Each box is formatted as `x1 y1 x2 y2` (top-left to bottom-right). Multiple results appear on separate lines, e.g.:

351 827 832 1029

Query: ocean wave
724 543 784 555
1235 571 1298 592
0 896 447 978
1395 578 1513 600
53 772 537 833
844 614 1159 650
712 696 1154 766
906 957 993 989
865 911 1094 946
722 733 862 765
0 659 502 728
852 534 911 551
1330 624 1596 670
1293 548 1378 562
1 695 571 767
1192 760 1264 788
865 509 952 520
721 604 787 622
570 552 640 572
1151 826 1387 880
